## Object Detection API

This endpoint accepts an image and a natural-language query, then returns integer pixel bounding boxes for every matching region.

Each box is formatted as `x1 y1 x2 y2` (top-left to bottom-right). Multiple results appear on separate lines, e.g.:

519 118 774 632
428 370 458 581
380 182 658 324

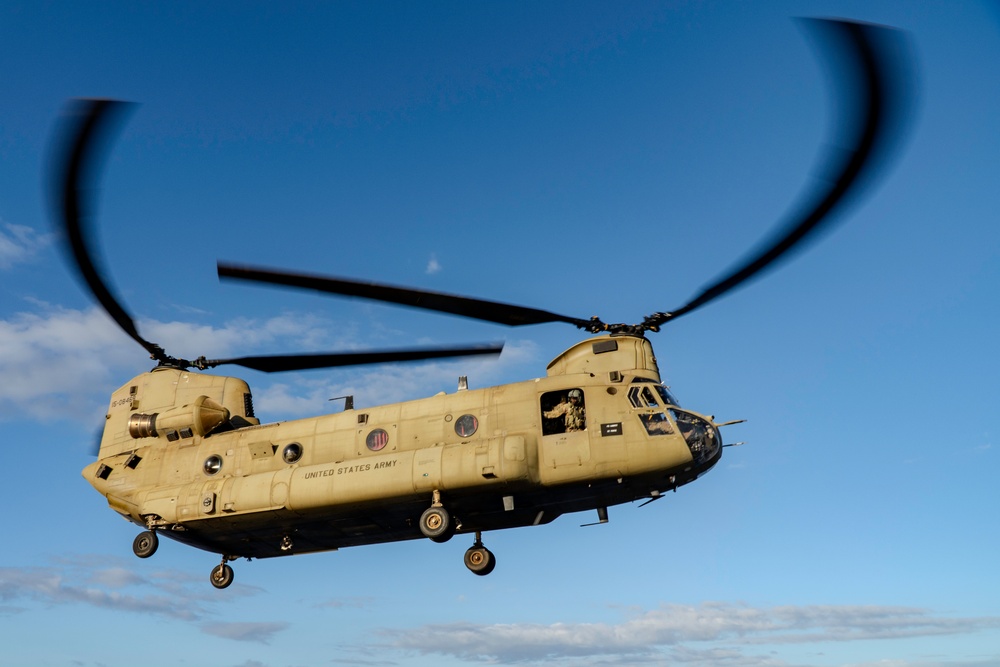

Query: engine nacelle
129 395 230 440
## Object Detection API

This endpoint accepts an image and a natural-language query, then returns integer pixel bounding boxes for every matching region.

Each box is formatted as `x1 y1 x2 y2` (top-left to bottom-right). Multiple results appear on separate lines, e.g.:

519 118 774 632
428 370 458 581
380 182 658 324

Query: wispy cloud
384 603 1000 665
0 222 52 270
426 254 442 275
312 596 375 610
0 556 289 644
0 565 201 621
201 621 290 644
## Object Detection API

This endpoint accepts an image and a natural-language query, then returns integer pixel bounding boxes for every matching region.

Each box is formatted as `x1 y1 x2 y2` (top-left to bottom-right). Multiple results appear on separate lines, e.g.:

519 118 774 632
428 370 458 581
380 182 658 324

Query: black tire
419 506 454 542
132 531 158 559
464 546 496 576
210 563 234 589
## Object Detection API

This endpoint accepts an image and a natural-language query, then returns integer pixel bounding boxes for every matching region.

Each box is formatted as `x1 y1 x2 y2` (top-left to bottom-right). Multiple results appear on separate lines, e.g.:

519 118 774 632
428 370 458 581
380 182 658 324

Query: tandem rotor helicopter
54 19 908 588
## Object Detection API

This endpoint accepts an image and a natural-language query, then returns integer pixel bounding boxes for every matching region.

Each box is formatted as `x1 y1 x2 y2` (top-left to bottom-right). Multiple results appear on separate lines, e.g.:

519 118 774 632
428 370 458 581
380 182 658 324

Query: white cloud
253 338 539 420
0 300 538 426
0 222 52 270
385 603 1000 665
0 305 146 422
426 254 442 275
143 311 356 359
0 303 375 423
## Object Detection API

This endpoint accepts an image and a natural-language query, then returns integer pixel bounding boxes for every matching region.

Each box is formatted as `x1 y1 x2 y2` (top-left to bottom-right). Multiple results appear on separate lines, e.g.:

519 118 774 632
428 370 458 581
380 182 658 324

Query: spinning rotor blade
54 99 172 364
218 263 598 331
53 100 504 372
197 344 503 373
655 19 910 326
221 20 910 337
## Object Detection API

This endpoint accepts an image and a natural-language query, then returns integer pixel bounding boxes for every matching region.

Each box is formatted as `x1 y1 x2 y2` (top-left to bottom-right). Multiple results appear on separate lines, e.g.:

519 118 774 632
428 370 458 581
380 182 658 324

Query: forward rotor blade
54 99 169 363
663 19 910 324
218 263 596 330
198 343 504 373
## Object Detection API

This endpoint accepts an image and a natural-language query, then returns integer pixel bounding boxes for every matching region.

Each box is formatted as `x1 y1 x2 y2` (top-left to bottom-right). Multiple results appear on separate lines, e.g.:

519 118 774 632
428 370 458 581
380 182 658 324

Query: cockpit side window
639 412 674 436
628 384 669 408
627 386 643 408
642 387 659 407
629 382 681 437
541 388 586 435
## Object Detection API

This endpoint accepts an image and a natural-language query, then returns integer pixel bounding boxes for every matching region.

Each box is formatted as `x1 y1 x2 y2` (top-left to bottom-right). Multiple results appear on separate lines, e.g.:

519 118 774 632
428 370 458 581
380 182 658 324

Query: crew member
544 388 586 432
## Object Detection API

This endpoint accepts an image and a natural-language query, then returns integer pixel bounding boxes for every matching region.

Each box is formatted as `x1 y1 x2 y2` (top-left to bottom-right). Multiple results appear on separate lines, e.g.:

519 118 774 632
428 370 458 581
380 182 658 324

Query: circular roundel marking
203 455 223 475
455 414 479 438
282 442 303 463
366 428 389 451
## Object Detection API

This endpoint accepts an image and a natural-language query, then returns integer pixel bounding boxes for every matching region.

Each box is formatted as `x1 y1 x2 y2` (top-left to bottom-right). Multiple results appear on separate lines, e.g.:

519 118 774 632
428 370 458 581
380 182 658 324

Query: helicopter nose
671 409 721 466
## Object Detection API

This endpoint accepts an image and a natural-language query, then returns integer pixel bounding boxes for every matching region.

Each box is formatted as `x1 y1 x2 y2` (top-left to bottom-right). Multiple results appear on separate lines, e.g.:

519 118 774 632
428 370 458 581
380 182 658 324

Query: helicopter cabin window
455 414 478 438
541 389 586 435
366 428 389 451
282 442 303 464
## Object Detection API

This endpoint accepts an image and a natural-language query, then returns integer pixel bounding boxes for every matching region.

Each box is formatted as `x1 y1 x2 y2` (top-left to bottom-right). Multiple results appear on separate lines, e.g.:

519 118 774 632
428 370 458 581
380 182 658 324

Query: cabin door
539 388 591 469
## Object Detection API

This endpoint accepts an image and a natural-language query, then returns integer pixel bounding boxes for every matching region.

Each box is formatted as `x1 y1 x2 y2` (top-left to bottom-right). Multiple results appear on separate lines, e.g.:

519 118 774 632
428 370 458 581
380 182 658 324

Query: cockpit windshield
669 408 719 465
656 385 680 407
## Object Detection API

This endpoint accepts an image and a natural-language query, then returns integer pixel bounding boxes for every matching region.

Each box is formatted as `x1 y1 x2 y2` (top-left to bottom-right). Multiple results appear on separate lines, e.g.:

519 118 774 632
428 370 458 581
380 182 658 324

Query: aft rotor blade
662 19 910 324
218 263 596 330
198 343 504 373
54 99 169 363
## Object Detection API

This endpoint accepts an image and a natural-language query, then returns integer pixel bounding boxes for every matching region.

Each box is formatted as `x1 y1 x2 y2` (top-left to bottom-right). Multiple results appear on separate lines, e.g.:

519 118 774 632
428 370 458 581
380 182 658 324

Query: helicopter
54 19 908 589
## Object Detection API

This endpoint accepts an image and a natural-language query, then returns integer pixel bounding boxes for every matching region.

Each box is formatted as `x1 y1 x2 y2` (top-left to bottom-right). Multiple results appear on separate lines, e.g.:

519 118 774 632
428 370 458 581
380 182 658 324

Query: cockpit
628 379 720 465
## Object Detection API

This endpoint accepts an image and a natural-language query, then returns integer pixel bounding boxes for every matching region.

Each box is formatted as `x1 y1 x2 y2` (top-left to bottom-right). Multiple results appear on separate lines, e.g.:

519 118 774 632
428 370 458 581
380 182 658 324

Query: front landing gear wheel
132 531 158 558
419 506 454 543
210 563 234 589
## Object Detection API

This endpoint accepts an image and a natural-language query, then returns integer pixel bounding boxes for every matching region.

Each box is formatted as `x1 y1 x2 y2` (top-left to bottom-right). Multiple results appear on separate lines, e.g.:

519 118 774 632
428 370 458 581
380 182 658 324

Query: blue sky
1 1 998 666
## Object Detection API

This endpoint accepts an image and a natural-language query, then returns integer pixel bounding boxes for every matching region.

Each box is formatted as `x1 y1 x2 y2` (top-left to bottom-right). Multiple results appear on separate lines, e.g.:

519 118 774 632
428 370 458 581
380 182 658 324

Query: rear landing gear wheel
132 531 158 558
419 506 454 543
464 533 496 576
210 563 234 589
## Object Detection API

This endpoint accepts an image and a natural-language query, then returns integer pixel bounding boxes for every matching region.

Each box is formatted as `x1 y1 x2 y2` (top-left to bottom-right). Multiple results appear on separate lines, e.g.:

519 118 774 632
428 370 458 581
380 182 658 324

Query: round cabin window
203 455 223 475
282 442 303 463
455 414 479 437
366 428 389 451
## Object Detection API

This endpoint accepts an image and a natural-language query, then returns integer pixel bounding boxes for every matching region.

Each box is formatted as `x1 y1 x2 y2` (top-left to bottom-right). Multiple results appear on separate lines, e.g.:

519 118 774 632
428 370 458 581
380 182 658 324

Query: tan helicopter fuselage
83 334 722 560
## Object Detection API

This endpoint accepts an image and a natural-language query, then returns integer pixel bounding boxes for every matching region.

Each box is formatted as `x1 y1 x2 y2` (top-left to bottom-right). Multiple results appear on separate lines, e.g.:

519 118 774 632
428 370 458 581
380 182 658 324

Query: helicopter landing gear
464 532 496 576
210 557 235 590
419 490 455 543
132 530 158 559
419 506 454 542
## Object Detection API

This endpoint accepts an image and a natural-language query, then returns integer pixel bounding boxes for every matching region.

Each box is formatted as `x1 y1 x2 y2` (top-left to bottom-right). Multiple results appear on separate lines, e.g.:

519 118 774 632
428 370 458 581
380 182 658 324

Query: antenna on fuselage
329 395 354 411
